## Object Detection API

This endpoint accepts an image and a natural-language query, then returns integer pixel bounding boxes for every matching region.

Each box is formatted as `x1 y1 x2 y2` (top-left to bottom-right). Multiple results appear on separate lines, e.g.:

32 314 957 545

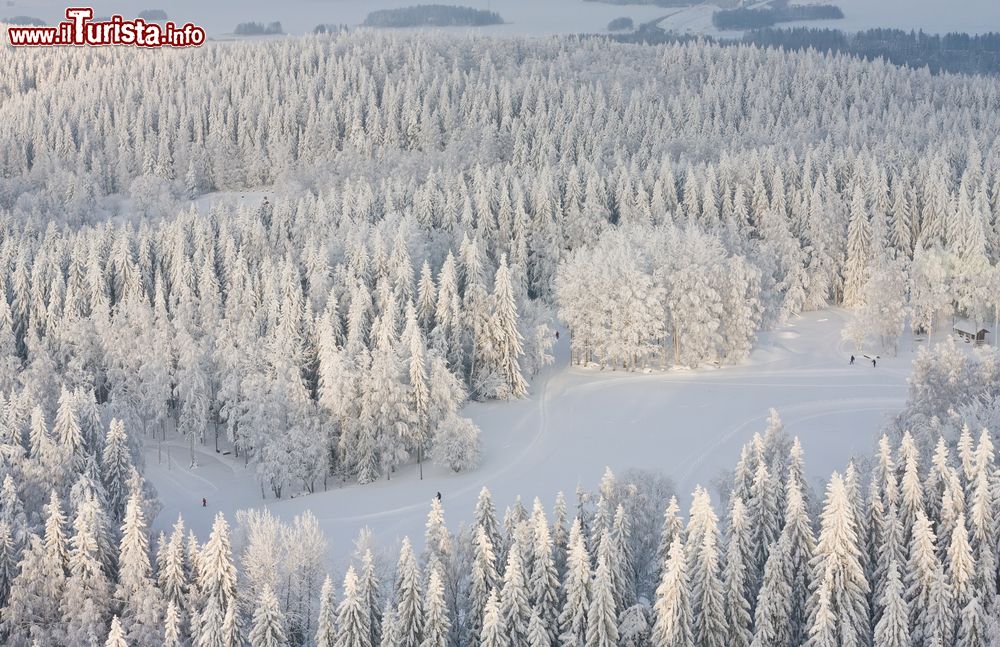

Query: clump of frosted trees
557 224 763 369
0 194 555 490
2 400 999 647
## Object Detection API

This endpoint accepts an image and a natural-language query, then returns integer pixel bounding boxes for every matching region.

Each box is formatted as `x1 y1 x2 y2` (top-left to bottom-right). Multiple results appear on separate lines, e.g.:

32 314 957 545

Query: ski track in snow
144 307 914 560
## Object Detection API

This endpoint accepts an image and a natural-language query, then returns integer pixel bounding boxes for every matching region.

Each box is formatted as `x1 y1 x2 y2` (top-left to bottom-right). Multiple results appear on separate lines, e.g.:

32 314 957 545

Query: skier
436 491 442 501
850 355 855 365
202 498 207 507
555 330 560 341
872 358 877 368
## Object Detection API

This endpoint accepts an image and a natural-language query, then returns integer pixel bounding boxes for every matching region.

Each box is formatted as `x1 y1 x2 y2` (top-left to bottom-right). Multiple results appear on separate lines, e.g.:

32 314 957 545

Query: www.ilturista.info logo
7 7 206 47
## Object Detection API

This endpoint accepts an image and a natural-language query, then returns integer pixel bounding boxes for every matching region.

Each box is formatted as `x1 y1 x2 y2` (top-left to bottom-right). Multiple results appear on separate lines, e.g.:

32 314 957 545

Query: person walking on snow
850 355 855 365
202 498 207 507
872 358 876 367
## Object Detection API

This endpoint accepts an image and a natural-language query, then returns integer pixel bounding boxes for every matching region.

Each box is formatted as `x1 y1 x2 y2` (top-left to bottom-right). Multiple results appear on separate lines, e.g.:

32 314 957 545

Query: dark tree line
363 5 503 29
233 21 283 36
713 4 843 31
745 27 1000 76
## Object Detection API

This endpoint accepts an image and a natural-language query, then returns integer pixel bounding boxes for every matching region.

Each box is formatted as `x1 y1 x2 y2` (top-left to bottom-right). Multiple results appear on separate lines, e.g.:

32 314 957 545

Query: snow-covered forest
1 25 1000 647
2 393 1000 647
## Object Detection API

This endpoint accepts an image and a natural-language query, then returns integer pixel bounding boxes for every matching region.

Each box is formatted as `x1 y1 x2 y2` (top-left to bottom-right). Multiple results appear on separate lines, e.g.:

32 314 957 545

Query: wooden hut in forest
953 319 990 345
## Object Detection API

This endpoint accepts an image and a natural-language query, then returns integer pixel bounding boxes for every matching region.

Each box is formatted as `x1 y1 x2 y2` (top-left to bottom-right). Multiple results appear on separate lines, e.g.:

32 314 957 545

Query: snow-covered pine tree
723 496 753 647
585 529 620 647
421 565 450 647
336 566 373 647
394 537 424 647
102 419 133 522
360 549 384 647
500 531 531 645
558 519 591 647
651 537 693 647
63 493 112 645
248 585 288 647
806 473 870 647
479 590 508 647
315 574 337 647
873 560 910 647
105 615 128 647
115 489 162 646
529 501 560 644
781 476 815 645
689 501 726 647
750 535 791 647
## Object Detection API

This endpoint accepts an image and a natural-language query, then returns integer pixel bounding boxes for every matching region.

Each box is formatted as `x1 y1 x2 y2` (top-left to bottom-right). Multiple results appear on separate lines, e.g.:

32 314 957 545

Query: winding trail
144 307 911 560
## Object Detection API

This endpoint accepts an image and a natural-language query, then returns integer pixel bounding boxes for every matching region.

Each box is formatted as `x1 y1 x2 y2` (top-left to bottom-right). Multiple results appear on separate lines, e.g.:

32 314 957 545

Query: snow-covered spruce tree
116 489 163 645
873 560 910 647
478 255 528 400
63 492 113 645
479 589 508 647
558 519 591 647
248 585 288 647
164 600 183 647
529 502 560 644
467 524 499 642
193 513 239 646
359 549 384 647
335 566 373 647
102 419 133 523
689 499 726 647
651 537 693 647
806 473 870 647
156 516 188 622
723 496 753 647
421 565 450 647
394 537 424 647
781 476 815 646
585 530 619 647
315 574 337 647
105 615 128 647
750 535 792 647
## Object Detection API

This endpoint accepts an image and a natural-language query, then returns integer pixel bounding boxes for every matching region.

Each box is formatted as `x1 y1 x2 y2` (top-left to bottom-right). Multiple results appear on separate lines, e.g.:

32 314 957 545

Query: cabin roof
953 319 990 335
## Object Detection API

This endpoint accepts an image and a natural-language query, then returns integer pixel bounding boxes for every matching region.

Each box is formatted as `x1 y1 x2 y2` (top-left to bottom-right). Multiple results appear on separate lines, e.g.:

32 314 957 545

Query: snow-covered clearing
146 307 913 565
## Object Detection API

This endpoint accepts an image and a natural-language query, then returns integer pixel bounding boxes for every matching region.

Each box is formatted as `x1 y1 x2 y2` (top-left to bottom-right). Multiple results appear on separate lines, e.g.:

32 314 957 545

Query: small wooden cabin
953 320 990 345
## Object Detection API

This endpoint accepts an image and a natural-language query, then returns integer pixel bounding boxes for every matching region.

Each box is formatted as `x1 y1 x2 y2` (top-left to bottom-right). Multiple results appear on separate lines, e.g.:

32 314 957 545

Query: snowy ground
145 307 915 567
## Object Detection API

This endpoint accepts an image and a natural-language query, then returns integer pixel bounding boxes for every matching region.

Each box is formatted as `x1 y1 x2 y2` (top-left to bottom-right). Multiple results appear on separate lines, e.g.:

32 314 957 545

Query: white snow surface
145 307 913 567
